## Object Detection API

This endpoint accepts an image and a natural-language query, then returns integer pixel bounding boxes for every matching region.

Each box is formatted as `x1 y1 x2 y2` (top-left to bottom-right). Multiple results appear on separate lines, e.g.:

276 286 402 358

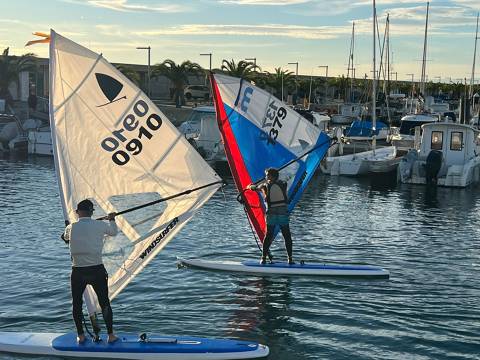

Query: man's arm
104 212 118 236
62 224 72 244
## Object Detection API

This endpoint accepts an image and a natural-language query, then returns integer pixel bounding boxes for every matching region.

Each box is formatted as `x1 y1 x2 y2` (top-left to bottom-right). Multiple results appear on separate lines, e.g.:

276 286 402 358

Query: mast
347 22 355 101
372 0 377 153
469 13 479 100
386 14 391 97
420 1 429 96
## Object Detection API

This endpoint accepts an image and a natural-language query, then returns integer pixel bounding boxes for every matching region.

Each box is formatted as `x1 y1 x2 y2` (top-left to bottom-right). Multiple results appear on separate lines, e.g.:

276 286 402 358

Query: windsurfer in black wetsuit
247 168 294 265
63 199 118 344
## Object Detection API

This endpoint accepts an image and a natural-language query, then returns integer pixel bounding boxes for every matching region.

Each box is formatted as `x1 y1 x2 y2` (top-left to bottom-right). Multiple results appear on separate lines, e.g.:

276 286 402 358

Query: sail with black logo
49 30 223 315
0 29 272 360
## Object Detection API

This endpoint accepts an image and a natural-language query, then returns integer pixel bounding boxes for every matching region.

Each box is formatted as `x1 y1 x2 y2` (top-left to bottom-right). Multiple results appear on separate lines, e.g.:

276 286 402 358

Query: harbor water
0 155 479 359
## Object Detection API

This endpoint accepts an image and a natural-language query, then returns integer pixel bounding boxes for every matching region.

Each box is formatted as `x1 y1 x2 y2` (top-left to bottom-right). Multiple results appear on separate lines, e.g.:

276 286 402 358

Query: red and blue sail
210 73 331 242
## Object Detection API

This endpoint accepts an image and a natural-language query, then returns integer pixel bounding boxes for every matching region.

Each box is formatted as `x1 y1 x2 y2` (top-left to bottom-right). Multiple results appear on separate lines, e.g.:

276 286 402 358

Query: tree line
0 48 473 108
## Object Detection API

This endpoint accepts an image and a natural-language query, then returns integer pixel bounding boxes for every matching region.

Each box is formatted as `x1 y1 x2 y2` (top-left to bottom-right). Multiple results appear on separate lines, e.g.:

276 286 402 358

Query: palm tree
152 59 203 107
220 59 260 80
115 64 141 87
265 68 294 100
0 48 36 104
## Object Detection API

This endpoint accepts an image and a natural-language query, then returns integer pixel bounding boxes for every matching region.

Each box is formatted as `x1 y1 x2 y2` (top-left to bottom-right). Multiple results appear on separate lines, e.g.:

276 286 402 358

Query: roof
422 122 479 133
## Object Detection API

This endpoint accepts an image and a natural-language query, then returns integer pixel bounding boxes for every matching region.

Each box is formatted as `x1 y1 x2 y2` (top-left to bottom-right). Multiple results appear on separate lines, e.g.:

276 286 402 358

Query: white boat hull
179 258 390 278
28 128 53 156
321 146 398 176
399 154 480 188
0 332 269 360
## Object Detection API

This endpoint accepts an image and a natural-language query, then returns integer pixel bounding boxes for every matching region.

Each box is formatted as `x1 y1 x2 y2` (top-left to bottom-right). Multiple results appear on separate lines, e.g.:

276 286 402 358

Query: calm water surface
0 156 479 359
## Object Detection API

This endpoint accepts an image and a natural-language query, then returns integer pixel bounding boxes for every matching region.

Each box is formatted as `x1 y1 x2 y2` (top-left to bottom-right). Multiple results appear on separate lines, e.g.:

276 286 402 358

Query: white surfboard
179 258 390 278
0 331 269 360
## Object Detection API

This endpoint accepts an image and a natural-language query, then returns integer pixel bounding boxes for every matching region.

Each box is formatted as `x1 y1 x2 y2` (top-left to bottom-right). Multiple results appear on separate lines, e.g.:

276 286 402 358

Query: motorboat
398 122 480 187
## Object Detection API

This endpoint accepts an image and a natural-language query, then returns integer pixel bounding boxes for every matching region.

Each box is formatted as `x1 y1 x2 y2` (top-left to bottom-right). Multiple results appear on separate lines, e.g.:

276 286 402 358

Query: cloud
218 0 310 5
62 0 189 13
133 24 350 39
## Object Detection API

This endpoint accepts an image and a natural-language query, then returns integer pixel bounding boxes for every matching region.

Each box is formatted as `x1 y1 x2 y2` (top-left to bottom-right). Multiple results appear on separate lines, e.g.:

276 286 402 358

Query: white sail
49 30 222 313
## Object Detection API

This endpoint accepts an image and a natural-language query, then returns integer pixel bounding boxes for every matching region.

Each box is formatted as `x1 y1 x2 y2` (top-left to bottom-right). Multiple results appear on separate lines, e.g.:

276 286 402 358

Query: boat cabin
419 122 480 166
399 113 440 135
338 103 364 117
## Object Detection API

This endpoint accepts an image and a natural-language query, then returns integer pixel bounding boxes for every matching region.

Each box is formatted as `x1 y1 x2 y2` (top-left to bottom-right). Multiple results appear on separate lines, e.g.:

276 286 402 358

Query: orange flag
25 32 50 47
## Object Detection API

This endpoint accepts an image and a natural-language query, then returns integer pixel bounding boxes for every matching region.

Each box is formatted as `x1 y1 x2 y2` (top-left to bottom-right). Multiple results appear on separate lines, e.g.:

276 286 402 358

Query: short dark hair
77 199 94 212
265 167 279 180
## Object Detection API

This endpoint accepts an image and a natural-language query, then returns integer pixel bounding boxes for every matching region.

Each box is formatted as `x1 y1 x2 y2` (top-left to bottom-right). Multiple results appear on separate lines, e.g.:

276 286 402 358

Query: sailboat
179 73 389 278
0 30 269 359
331 22 367 126
320 1 399 176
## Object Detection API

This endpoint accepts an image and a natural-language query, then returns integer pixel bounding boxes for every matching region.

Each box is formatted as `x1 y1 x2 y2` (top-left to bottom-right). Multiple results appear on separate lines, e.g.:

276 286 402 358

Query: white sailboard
0 30 268 360
178 73 389 278
179 258 390 278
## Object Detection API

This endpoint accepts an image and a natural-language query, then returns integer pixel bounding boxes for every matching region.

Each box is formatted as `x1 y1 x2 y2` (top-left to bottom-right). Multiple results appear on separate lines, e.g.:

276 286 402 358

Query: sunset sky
1 0 480 82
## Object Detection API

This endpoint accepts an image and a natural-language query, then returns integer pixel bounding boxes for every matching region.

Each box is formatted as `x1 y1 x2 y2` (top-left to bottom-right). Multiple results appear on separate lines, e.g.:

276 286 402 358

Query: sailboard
0 30 268 360
179 73 389 278
180 258 390 278
0 332 268 359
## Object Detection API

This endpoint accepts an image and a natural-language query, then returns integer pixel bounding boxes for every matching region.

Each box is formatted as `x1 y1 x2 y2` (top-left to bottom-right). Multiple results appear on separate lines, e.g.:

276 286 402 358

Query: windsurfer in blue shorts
247 168 294 265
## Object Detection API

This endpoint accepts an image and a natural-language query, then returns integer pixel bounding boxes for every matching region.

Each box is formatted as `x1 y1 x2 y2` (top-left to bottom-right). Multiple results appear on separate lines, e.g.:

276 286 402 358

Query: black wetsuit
71 264 113 336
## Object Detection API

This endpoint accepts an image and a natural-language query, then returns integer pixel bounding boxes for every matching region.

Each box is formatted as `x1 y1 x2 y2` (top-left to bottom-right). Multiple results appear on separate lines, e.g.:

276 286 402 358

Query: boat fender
425 150 443 185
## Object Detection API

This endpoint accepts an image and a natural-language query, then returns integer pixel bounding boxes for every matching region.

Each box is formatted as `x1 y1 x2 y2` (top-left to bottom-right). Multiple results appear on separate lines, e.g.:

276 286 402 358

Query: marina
0 155 479 359
1 0 480 359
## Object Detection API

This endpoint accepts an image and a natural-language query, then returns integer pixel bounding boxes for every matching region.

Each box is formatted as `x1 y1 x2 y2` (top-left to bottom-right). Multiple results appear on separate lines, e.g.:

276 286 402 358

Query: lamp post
318 65 328 100
406 73 415 113
281 72 284 102
245 57 257 68
288 62 299 104
136 46 151 97
200 53 212 71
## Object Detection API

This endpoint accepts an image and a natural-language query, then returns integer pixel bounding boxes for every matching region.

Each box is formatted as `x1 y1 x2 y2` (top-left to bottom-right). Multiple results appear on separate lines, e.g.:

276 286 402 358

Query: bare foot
77 334 86 344
107 334 118 343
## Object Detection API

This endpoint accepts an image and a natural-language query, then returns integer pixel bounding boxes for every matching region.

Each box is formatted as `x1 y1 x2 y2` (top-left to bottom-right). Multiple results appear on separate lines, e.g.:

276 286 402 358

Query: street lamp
200 53 212 71
136 46 151 97
288 62 299 104
406 73 414 82
245 57 257 68
318 65 328 100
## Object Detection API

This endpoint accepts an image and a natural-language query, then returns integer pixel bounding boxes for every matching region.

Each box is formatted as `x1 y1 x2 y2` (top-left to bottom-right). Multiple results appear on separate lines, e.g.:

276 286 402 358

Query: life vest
266 180 288 209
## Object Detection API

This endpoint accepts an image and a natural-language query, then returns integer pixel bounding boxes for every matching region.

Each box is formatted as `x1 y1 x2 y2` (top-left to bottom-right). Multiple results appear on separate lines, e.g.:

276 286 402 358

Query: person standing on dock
62 199 118 344
247 168 294 265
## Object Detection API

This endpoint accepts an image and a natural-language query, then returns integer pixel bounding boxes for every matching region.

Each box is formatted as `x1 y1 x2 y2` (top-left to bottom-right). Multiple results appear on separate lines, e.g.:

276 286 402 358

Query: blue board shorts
266 206 289 226
266 214 289 226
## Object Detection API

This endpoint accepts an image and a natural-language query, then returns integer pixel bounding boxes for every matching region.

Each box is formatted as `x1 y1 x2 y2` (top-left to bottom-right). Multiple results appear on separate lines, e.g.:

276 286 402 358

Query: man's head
265 167 279 182
76 199 94 218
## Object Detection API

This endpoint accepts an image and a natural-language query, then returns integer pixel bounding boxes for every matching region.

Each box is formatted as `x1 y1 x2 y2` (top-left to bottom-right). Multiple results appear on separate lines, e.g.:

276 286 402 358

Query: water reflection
225 277 306 359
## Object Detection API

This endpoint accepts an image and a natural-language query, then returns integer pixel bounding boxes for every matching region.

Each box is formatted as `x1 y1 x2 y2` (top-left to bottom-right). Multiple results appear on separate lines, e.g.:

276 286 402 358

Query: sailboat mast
386 14 390 96
349 22 355 100
420 1 429 96
372 0 377 152
469 13 479 100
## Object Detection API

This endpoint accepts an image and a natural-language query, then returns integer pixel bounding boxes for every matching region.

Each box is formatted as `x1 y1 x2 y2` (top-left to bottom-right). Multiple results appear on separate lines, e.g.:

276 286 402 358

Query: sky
1 0 480 82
